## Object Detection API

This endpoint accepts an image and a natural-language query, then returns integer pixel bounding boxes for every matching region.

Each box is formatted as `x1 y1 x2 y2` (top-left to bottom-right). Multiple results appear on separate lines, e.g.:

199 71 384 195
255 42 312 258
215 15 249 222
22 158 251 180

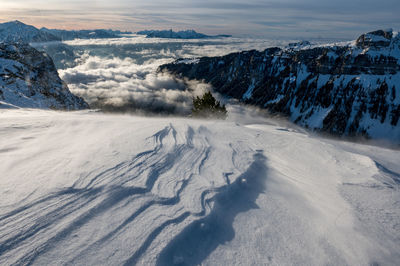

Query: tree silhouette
192 91 227 119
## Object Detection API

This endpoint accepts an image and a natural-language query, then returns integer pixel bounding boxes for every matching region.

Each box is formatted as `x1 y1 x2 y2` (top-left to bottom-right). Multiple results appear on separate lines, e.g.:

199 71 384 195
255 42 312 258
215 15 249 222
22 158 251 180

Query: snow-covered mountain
40 28 130 41
0 20 131 43
0 42 88 109
0 108 399 265
137 29 230 39
161 29 400 143
0 20 60 43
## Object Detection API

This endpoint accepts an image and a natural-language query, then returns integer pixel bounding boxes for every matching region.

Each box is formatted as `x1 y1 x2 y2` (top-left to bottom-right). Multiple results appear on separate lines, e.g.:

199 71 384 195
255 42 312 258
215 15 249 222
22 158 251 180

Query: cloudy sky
1 0 399 38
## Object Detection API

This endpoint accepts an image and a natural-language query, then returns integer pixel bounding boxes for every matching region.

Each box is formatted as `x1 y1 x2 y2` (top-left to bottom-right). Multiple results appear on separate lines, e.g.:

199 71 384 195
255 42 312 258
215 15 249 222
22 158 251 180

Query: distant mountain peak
0 20 133 43
136 29 231 39
355 29 396 48
0 20 60 43
11 20 24 24
2 20 25 25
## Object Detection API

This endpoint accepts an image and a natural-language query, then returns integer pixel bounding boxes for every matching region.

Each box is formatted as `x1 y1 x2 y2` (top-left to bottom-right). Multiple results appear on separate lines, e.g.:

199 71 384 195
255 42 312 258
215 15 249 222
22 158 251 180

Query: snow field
0 109 399 265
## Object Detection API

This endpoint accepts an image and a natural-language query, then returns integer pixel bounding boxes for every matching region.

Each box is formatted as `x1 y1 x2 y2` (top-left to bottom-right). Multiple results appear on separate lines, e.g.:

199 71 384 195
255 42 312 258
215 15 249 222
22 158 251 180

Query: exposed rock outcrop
0 42 89 110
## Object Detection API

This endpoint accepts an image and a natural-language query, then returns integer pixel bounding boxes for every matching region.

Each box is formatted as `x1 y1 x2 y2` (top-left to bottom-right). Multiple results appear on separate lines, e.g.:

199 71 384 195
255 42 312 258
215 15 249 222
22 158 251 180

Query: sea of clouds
35 35 293 115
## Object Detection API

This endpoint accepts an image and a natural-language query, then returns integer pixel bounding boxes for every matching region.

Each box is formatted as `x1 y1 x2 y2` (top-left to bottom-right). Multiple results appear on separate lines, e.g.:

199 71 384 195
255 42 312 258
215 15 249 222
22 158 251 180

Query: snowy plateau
0 107 399 265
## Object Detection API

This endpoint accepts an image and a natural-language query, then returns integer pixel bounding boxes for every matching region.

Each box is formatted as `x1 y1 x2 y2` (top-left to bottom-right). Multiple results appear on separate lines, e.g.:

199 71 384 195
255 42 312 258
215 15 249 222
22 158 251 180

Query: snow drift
0 108 399 265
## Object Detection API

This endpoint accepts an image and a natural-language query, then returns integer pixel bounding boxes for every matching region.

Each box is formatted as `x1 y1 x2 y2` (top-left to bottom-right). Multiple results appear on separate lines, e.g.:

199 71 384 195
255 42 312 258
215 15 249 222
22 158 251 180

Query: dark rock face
0 43 89 110
356 30 393 48
160 30 400 142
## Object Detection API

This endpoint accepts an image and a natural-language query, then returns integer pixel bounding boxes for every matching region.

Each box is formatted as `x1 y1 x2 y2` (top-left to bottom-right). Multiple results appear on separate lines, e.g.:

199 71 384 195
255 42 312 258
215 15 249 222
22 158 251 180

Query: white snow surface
0 107 399 265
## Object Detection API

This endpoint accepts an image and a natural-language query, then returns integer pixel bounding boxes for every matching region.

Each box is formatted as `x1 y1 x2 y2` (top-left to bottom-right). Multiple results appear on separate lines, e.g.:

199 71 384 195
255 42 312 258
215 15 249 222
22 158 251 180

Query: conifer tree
192 91 227 119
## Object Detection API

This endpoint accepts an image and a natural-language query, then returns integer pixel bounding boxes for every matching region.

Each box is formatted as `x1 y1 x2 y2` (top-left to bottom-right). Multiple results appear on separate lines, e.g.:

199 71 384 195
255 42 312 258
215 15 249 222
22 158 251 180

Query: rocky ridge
160 29 400 142
0 42 88 110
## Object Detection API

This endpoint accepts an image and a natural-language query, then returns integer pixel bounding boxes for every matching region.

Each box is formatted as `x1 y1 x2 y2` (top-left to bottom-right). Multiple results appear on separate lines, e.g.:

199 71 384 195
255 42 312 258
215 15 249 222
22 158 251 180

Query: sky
0 0 399 39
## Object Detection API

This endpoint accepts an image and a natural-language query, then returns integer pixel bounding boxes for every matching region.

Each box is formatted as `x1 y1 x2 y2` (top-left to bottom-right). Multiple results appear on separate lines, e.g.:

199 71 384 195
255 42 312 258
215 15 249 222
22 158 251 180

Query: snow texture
0 107 399 265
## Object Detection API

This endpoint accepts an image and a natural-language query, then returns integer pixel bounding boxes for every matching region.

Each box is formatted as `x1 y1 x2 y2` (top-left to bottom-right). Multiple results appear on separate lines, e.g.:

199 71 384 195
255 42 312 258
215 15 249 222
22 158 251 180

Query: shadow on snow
154 151 268 266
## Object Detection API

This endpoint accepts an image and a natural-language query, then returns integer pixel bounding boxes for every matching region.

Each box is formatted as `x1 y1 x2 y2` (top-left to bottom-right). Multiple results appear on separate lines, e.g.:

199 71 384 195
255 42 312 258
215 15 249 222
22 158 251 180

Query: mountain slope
0 109 399 265
0 43 88 109
160 29 400 143
0 21 130 43
40 28 126 41
0 20 60 43
136 29 230 39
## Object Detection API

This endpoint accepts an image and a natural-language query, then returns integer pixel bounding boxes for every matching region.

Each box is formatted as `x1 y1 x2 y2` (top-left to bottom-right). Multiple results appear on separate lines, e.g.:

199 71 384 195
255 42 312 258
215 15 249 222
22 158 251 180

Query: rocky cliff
160 29 400 142
0 42 88 110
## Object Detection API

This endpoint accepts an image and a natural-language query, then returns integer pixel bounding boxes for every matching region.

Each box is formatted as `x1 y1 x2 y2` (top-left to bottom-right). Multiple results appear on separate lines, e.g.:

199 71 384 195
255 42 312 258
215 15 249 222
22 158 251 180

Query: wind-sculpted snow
0 110 257 265
156 151 267 266
0 109 399 265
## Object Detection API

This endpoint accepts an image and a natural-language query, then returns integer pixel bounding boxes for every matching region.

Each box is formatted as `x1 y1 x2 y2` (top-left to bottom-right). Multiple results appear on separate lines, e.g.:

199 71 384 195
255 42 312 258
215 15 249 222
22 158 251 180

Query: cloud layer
54 36 280 115
59 55 204 115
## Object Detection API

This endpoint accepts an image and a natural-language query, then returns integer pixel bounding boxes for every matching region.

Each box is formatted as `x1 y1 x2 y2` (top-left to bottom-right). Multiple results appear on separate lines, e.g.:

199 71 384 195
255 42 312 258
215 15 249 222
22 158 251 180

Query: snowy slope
0 107 399 265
